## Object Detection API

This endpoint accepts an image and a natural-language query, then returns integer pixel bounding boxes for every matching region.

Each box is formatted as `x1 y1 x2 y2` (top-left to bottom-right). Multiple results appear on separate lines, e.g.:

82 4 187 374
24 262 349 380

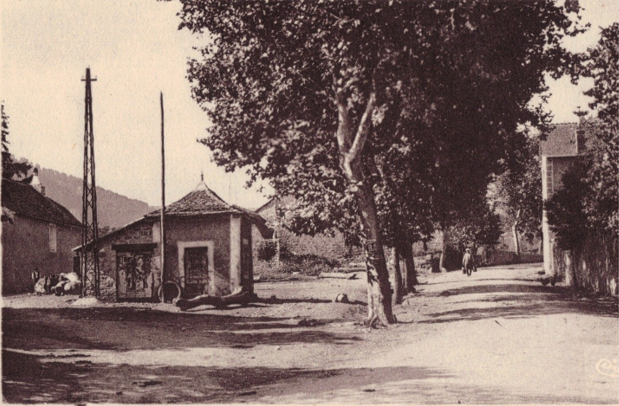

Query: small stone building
76 180 271 301
2 172 83 294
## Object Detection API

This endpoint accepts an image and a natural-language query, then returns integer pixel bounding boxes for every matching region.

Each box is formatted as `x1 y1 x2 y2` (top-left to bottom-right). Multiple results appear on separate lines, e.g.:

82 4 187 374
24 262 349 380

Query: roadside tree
178 0 583 325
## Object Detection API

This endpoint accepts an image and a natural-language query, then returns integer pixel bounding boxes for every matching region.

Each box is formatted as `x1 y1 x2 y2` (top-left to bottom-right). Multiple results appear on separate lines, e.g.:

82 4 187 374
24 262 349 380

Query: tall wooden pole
160 92 166 302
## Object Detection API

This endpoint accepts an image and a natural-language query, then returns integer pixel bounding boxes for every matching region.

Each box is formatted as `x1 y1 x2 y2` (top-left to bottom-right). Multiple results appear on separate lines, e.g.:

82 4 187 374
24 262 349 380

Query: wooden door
184 247 209 298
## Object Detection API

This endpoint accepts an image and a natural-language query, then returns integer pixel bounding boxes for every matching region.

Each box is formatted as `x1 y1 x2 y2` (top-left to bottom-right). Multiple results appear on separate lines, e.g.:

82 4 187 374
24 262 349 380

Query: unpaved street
2 263 618 404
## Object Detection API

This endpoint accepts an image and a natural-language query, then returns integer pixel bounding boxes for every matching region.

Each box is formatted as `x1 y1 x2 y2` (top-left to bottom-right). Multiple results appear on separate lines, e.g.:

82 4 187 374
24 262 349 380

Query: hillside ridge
37 167 157 228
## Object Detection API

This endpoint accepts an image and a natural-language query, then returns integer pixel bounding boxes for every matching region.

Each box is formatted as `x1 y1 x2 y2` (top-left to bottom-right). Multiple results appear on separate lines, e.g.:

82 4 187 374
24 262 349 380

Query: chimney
573 109 587 154
576 120 587 154
31 168 45 196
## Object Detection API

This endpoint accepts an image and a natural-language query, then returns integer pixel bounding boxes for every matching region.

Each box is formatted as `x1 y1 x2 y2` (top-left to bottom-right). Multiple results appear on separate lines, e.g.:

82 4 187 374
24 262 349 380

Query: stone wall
553 234 618 296
96 219 160 300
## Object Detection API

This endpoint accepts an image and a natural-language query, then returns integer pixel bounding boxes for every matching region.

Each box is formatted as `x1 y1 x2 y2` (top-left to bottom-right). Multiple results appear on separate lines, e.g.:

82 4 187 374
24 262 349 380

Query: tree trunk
511 223 520 257
512 209 521 257
564 249 578 289
357 183 395 326
176 287 256 311
538 233 543 255
400 241 418 290
335 90 395 326
389 246 403 305
439 234 448 272
397 247 408 292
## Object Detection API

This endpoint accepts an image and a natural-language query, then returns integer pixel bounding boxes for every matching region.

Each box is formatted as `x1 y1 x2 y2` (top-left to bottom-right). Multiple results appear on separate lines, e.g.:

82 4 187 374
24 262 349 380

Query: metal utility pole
160 92 166 302
80 68 100 297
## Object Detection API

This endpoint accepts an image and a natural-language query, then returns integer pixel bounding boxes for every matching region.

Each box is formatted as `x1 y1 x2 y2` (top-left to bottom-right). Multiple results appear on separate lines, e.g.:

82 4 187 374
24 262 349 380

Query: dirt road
2 263 617 404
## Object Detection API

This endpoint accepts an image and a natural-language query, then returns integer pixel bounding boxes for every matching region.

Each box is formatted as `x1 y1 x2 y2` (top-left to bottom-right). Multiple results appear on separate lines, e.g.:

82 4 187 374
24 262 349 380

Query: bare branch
348 92 376 160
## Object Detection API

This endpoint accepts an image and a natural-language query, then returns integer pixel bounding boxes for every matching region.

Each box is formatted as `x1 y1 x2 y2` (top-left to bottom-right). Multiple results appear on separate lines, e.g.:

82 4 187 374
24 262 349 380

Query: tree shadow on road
259 297 367 306
419 283 618 324
431 283 558 296
4 349 607 405
2 349 447 404
419 277 542 286
2 307 362 351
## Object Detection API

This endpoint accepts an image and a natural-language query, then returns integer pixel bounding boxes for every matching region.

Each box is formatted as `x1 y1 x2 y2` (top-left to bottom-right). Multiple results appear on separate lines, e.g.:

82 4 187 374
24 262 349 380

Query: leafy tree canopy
444 196 503 251
179 0 582 233
2 104 32 180
580 23 618 234
547 23 618 248
492 134 542 244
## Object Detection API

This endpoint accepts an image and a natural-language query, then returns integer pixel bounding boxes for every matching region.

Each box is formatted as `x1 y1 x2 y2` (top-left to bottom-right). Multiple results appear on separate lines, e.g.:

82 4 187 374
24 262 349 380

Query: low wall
553 234 618 296
483 250 543 267
413 248 542 273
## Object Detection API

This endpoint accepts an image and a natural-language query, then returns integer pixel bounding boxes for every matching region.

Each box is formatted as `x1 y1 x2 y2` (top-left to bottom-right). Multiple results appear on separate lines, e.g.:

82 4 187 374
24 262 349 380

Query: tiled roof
147 182 236 217
1 178 82 227
146 181 273 238
540 123 579 157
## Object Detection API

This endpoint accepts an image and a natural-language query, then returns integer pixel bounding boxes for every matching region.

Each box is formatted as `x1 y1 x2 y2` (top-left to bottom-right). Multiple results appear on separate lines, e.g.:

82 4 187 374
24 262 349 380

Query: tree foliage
545 160 589 250
546 23 618 246
2 104 32 180
580 23 618 234
444 198 504 251
492 135 543 247
179 0 581 219
547 22 617 259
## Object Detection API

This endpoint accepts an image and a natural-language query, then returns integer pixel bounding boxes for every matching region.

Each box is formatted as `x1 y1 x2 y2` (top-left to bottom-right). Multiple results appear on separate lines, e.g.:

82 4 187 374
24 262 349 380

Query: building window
49 223 57 252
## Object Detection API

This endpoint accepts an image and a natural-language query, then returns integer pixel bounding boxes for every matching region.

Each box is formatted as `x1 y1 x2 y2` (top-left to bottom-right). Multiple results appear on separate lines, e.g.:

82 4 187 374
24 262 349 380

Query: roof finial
201 171 204 182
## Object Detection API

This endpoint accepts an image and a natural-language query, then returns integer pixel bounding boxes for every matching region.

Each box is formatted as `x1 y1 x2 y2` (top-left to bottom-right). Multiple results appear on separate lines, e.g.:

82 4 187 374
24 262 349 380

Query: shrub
280 254 341 276
256 240 278 262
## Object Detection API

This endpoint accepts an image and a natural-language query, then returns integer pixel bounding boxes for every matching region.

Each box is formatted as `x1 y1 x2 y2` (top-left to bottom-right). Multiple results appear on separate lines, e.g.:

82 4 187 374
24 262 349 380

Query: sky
1 0 617 209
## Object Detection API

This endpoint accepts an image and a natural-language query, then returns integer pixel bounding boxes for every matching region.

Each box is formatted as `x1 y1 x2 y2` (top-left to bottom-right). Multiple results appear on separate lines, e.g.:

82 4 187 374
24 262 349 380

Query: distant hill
38 168 157 228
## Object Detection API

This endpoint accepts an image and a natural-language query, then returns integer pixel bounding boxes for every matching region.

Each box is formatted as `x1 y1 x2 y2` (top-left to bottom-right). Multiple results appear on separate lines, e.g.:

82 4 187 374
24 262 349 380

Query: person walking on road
462 248 477 276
